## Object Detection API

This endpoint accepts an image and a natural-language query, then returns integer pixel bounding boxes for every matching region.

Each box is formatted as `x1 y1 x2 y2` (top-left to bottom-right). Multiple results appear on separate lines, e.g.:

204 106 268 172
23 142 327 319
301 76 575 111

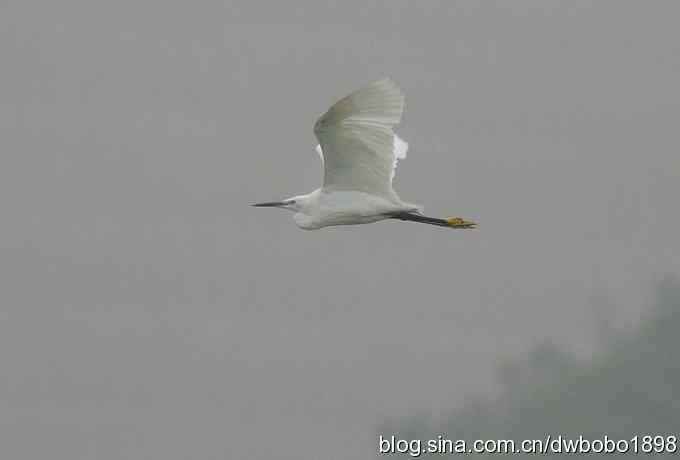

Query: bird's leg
444 217 477 229
391 212 476 229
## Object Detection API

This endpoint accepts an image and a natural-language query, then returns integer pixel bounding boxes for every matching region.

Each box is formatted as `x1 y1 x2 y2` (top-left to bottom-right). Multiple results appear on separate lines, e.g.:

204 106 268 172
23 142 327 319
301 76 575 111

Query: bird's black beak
251 201 287 207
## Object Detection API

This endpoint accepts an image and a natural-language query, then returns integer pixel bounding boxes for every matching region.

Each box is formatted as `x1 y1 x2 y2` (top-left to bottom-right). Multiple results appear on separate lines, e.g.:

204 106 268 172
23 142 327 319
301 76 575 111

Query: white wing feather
392 134 408 182
315 144 324 165
316 133 408 181
313 78 407 200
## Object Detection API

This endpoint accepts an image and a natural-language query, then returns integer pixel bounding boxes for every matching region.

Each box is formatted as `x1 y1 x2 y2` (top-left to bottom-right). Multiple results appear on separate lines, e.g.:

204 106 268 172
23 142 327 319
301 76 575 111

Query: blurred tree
391 279 680 458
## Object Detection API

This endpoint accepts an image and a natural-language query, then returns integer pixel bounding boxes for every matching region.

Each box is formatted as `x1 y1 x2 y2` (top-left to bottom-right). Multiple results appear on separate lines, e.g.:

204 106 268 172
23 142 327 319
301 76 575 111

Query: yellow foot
446 217 477 229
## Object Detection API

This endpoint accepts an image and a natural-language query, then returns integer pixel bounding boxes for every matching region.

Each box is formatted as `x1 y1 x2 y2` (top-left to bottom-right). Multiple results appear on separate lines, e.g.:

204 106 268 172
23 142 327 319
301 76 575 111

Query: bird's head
251 195 306 213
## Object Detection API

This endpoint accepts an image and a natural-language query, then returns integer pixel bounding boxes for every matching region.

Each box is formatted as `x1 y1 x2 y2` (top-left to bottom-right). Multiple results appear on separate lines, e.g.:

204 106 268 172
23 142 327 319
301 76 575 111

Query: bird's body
253 78 476 231
288 189 421 230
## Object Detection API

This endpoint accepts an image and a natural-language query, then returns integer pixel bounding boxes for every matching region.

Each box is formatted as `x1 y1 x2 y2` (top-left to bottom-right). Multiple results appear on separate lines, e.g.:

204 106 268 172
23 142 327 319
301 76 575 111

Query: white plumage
253 78 476 231
314 78 407 201
315 133 408 185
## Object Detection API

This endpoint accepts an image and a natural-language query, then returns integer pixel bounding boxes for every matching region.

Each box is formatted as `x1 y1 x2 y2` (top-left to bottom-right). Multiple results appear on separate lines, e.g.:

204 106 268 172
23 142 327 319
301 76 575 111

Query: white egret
253 78 476 230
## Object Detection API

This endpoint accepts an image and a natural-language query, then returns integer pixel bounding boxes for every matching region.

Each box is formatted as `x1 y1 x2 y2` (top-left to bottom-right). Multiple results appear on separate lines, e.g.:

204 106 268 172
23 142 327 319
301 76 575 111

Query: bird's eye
289 200 296 205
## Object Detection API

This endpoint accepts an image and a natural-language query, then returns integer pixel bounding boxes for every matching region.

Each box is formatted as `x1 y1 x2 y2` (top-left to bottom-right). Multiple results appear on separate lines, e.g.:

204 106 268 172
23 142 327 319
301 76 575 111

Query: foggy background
391 279 680 458
2 1 679 459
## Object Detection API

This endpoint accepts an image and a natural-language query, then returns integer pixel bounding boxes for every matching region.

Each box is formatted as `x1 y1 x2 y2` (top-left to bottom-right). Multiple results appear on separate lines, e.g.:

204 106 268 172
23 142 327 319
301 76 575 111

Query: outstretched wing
315 134 408 181
313 78 407 199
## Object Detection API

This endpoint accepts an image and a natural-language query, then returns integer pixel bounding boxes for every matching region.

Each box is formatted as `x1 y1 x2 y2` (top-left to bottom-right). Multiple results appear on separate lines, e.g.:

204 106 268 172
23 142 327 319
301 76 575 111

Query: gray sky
2 1 679 459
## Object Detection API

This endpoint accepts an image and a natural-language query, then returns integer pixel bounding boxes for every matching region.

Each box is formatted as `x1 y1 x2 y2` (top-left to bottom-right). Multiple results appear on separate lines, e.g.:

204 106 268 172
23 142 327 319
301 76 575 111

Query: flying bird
253 78 476 230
